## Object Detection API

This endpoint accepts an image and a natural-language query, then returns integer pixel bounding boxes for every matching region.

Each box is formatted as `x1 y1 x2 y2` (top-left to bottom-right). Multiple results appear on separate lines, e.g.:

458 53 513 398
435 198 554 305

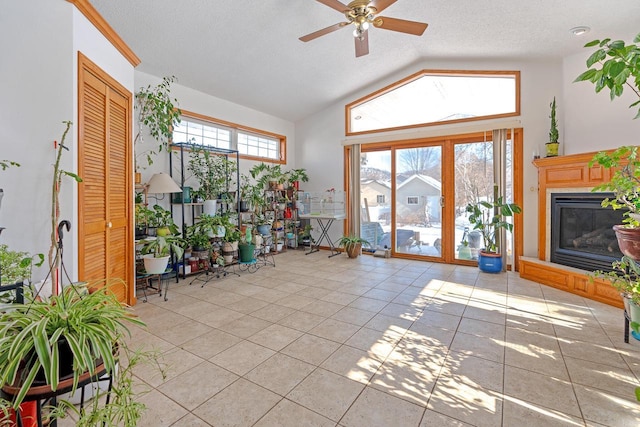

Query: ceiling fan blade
316 0 350 13
369 0 397 14
373 16 428 36
299 22 349 42
355 30 369 57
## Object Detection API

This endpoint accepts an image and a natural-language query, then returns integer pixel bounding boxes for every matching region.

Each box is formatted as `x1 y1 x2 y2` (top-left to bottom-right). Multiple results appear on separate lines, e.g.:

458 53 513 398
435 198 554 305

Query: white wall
563 50 640 154
0 1 134 282
296 58 564 255
134 71 297 213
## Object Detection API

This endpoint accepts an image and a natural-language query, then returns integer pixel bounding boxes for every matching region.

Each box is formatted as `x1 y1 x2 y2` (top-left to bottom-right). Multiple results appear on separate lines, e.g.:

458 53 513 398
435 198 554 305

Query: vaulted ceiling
91 0 640 122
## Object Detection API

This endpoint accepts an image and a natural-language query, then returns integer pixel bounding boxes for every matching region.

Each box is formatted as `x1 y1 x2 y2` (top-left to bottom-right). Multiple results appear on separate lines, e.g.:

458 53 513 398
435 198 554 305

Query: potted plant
576 32 640 258
149 205 179 236
465 193 522 273
338 235 370 259
286 168 309 191
139 234 187 274
134 75 182 170
188 148 237 216
593 256 640 333
545 97 560 157
250 163 285 190
0 280 150 424
238 226 256 263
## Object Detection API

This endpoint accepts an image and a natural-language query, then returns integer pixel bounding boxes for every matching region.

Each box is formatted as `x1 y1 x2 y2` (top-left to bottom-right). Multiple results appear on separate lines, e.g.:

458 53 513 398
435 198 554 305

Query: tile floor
125 250 640 426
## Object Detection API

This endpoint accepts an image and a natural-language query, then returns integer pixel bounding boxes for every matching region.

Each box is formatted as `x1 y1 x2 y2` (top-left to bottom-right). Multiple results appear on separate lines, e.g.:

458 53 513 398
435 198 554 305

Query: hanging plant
135 76 182 168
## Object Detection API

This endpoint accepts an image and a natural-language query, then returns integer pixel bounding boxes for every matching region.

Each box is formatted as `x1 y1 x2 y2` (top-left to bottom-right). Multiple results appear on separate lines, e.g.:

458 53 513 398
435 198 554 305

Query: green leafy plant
338 235 370 258
0 281 144 408
465 195 521 253
250 163 285 190
549 97 559 143
0 244 44 286
592 255 640 305
188 148 237 200
147 205 179 234
286 168 309 188
589 146 640 225
135 76 182 168
574 32 640 119
140 234 187 260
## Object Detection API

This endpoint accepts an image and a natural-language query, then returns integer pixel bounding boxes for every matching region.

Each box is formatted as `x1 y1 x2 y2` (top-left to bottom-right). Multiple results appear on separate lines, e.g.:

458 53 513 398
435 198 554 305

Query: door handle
107 222 113 228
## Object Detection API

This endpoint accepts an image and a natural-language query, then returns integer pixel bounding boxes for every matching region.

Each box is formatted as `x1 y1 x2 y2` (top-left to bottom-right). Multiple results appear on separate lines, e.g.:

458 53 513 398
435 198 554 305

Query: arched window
346 70 520 135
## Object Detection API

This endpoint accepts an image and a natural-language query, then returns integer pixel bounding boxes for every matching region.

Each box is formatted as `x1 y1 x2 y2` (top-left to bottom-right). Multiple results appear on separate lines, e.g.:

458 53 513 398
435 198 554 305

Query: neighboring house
396 174 442 225
360 179 391 222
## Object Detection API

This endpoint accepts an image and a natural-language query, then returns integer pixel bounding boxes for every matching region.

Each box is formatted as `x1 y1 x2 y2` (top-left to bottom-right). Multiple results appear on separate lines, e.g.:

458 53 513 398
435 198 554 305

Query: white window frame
173 111 286 163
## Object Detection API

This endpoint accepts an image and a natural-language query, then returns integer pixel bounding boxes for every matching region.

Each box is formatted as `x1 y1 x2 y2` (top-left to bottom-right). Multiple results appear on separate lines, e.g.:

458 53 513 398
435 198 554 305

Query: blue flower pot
478 251 502 273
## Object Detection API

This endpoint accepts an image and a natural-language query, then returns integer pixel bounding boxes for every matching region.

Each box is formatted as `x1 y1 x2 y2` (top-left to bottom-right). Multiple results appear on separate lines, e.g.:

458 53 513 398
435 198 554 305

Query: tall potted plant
188 148 236 216
337 235 370 259
545 97 560 157
134 75 182 171
465 193 521 273
139 234 187 274
576 32 640 258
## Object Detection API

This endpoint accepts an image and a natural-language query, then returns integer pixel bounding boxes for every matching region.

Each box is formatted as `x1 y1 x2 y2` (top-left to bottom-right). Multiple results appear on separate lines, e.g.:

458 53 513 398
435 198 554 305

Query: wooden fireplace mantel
519 151 623 308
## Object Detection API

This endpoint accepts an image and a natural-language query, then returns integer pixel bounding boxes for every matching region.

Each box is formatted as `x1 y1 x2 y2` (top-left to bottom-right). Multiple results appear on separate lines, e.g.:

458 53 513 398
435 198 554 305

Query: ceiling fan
299 0 428 57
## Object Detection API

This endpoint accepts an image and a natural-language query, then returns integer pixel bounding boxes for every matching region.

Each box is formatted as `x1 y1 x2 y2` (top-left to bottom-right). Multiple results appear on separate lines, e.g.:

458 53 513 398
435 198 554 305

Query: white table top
299 213 346 220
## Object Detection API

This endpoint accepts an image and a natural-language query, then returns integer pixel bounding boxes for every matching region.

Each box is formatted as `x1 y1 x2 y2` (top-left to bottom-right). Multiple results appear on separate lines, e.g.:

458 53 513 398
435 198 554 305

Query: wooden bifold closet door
78 52 133 304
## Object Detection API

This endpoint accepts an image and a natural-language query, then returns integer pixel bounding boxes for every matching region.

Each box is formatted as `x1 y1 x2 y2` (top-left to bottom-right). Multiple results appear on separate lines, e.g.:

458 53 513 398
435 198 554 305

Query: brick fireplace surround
519 151 623 308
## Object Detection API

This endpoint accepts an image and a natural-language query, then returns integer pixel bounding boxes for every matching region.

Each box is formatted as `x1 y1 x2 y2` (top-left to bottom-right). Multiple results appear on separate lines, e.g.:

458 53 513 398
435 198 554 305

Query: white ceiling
91 0 640 123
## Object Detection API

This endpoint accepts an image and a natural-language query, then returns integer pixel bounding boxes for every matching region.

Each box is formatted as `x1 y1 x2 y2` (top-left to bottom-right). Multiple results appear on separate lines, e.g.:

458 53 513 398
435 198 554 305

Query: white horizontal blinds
237 131 279 160
173 117 232 149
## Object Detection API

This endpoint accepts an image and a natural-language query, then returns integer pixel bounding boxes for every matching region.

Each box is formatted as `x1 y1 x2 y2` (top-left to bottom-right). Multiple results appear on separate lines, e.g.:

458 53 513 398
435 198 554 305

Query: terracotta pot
613 225 640 260
346 243 362 259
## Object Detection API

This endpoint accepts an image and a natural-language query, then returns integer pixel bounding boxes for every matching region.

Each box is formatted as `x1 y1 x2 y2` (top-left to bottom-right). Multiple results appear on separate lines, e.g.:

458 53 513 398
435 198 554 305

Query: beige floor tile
225 296 270 314
193 378 281 427
217 315 272 338
158 361 239 410
331 306 377 326
281 333 341 365
348 296 389 312
320 345 383 383
501 398 585 427
253 288 291 303
553 323 615 346
245 353 316 395
278 310 327 332
197 306 246 328
254 398 335 427
248 323 304 351
169 413 211 427
573 384 640 426
408 322 456 348
369 359 438 406
438 353 503 394
379 302 423 321
210 340 276 375
345 327 402 358
416 310 462 330
449 331 505 363
503 365 581 417
157 320 212 346
251 303 297 322
135 346 204 387
457 317 505 339
503 326 568 379
126 327 175 354
320 290 360 305
137 389 189 427
340 386 424 427
203 290 246 306
362 288 400 302
287 368 365 422
180 328 243 360
364 313 413 334
462 305 507 325
558 337 628 368
428 380 503 427
419 410 473 426
295 286 333 299
275 293 316 310
564 356 640 397
301 300 345 317
274 282 308 293
309 318 361 343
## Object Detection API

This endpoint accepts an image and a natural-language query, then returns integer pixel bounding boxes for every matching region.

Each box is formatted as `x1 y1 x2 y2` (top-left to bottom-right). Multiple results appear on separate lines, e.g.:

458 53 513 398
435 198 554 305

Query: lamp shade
146 173 182 194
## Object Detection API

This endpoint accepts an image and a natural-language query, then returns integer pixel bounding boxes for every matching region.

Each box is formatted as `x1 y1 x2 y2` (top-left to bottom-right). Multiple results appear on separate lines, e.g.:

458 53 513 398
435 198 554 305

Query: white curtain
492 128 510 271
349 144 361 237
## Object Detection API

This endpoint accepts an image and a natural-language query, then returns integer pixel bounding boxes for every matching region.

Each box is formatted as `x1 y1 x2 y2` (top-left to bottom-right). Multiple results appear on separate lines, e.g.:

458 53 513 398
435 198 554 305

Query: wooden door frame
77 52 134 304
345 129 524 270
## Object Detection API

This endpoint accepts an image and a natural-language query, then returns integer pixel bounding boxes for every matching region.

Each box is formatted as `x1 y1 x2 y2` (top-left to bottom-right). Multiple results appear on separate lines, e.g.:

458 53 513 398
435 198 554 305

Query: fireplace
550 192 625 271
